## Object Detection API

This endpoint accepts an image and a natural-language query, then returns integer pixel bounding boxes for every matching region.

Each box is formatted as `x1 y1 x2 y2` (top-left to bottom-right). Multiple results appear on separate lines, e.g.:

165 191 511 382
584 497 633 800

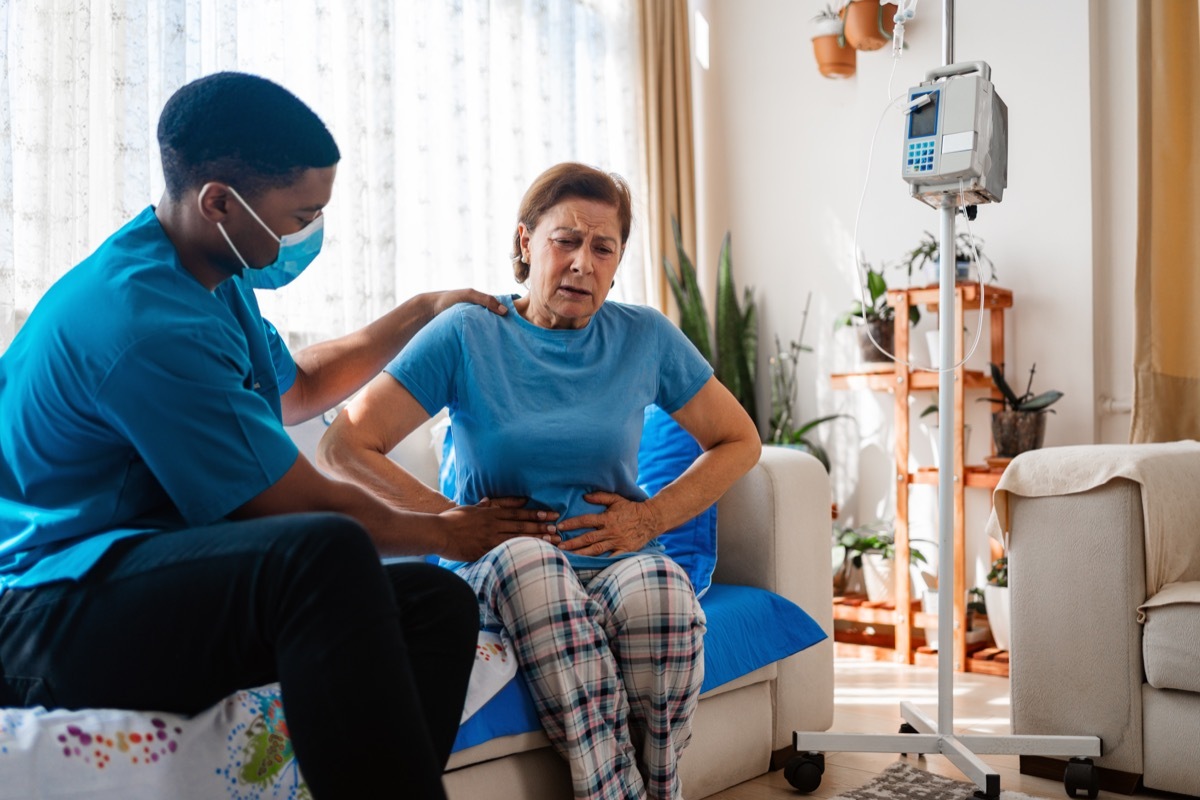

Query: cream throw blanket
987 440 1200 615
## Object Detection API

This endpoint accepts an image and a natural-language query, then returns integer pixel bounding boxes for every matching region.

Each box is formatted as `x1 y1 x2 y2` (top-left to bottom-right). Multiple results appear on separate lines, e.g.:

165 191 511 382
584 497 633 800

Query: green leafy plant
663 217 758 426
900 230 996 283
834 261 920 328
835 523 927 568
979 362 1063 412
715 231 758 426
987 556 1008 587
768 293 847 471
662 217 713 364
902 227 993 284
967 587 987 616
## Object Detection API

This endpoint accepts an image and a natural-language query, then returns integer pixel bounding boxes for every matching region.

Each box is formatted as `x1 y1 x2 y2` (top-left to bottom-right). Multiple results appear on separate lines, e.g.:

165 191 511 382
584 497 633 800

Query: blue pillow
438 406 719 598
636 404 718 599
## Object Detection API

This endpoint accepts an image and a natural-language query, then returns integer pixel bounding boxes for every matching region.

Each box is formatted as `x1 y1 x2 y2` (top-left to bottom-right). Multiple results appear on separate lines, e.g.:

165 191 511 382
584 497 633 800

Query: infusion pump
903 61 1008 208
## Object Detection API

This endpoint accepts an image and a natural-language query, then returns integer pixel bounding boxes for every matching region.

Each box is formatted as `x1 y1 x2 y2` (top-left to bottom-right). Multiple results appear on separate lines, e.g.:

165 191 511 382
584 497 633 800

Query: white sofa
0 429 834 800
1001 444 1200 797
435 444 835 799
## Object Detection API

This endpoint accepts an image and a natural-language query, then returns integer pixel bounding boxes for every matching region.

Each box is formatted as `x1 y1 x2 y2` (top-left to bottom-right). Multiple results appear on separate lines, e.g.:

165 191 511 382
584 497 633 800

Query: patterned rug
828 761 1049 800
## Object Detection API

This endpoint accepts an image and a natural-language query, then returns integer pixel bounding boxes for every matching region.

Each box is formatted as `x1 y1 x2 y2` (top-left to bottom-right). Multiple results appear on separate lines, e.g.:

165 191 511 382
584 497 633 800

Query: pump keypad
906 140 936 174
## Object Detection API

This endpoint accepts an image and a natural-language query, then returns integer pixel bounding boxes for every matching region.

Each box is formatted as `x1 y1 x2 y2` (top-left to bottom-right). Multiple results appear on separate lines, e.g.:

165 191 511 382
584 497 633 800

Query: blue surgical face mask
210 185 325 289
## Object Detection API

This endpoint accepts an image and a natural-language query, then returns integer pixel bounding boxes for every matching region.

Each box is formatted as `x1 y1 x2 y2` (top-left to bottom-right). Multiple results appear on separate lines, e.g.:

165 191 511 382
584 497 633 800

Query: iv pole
790 2 1101 798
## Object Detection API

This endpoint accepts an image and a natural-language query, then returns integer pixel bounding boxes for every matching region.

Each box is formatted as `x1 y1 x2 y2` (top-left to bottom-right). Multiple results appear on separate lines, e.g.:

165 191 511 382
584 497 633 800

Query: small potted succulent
979 362 1063 458
835 261 920 364
841 0 898 52
811 3 856 79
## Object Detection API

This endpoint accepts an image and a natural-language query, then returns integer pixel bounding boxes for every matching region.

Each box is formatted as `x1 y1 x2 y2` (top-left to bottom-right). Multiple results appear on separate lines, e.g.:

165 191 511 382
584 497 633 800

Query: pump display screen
909 91 938 138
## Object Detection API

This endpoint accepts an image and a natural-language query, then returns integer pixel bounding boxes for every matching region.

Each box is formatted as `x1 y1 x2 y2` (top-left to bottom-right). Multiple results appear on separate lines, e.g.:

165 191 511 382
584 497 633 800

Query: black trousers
0 513 478 800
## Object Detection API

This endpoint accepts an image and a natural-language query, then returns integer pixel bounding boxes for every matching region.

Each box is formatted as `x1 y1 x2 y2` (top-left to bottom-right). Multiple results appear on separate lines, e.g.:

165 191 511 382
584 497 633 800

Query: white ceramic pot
862 553 895 604
984 584 1011 651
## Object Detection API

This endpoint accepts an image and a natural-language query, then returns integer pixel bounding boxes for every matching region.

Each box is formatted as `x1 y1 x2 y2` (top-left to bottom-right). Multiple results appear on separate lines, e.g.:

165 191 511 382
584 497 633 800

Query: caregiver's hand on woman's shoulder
555 491 660 557
435 496 561 562
422 288 510 318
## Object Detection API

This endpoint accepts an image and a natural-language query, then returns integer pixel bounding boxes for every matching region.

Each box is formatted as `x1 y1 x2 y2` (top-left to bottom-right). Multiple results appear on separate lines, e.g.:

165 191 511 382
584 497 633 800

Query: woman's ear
517 222 532 263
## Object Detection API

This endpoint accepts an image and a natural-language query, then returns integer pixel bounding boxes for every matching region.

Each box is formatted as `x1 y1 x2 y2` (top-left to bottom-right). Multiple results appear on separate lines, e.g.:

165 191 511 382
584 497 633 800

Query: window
0 0 647 350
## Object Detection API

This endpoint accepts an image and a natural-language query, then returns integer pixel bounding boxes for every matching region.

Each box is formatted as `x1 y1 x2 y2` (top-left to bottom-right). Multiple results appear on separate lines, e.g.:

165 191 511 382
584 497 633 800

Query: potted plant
841 0 898 52
979 362 1063 458
835 261 920 364
900 229 996 285
768 294 847 472
982 556 1010 651
834 523 926 604
663 217 758 426
811 3 855 79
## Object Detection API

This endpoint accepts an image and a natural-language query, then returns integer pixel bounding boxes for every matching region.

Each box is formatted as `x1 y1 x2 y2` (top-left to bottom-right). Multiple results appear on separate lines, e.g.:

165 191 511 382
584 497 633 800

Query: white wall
689 0 1136 585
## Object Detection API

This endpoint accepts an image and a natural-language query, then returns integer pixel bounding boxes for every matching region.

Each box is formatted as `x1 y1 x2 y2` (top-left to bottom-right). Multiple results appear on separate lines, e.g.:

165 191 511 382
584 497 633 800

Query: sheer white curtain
0 0 648 350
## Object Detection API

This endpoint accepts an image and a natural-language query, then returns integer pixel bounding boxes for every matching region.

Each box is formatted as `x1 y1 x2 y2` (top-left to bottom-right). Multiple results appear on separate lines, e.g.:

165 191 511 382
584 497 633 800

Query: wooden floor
706 658 1162 800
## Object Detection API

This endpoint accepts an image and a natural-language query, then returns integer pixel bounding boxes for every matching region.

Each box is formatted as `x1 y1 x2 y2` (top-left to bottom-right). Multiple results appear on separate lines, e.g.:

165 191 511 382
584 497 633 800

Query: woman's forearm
642 436 761 538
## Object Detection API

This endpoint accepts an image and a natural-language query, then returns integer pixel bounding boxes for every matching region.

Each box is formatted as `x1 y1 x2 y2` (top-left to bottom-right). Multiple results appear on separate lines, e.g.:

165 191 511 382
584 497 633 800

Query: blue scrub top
0 206 300 589
387 294 713 571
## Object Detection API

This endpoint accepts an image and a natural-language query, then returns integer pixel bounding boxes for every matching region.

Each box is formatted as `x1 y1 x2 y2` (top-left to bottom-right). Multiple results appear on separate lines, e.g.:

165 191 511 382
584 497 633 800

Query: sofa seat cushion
450 582 826 755
1139 581 1200 693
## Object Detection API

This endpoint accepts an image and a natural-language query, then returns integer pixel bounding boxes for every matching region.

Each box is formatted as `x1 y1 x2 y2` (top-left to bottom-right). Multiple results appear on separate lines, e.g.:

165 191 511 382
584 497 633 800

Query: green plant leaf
866 268 887 305
715 232 758 426
1017 390 1063 412
793 413 848 437
988 362 1021 409
664 217 713 364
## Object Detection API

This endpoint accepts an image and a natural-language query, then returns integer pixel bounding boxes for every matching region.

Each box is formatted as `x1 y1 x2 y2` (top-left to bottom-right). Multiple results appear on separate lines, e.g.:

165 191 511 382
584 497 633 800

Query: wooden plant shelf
913 645 1010 677
830 283 1015 672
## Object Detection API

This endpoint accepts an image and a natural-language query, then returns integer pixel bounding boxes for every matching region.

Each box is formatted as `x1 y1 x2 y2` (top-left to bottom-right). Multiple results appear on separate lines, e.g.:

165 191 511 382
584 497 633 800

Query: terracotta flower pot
812 34 856 79
858 318 893 363
991 410 1047 458
842 0 898 52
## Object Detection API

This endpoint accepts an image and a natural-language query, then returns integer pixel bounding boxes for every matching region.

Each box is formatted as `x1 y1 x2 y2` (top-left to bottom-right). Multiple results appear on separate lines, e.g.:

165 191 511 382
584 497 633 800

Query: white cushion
1140 581 1200 693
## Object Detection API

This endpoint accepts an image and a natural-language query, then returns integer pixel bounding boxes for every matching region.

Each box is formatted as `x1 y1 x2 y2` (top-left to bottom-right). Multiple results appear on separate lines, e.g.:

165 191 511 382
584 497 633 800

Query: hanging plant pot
991 410 1047 458
811 17 856 79
842 0 898 52
858 318 893 363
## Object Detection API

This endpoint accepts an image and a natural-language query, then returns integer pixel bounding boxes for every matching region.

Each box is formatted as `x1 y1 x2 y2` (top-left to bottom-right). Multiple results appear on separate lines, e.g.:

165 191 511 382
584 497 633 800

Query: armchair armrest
714 445 833 749
1007 474 1146 775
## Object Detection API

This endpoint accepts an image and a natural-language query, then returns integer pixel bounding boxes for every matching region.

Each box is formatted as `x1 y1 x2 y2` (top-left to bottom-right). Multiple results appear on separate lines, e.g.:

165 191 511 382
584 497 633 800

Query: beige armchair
999 443 1200 797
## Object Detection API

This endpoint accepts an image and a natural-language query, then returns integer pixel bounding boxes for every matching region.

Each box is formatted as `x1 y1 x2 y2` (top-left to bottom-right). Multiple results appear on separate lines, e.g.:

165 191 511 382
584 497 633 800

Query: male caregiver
0 71 558 800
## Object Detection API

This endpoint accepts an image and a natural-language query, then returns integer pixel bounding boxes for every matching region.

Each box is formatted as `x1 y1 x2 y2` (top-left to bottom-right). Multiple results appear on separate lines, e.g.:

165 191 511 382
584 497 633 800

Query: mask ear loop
198 183 253 272
223 185 282 244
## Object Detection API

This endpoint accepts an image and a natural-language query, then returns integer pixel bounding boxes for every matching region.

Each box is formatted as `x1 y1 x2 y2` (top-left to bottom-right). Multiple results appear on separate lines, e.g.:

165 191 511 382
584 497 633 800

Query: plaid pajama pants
454 537 706 800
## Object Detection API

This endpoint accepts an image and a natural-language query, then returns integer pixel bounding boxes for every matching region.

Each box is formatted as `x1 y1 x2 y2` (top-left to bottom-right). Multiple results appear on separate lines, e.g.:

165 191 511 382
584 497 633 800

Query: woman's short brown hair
511 162 632 283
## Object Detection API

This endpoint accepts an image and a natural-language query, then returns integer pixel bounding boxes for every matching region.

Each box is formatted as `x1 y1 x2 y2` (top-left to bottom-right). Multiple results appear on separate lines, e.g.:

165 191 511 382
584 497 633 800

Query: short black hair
157 72 340 200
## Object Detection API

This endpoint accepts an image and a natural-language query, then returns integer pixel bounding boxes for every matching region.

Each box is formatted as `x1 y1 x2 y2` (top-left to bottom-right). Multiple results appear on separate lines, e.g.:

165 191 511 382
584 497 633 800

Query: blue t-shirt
0 206 300 589
386 294 714 571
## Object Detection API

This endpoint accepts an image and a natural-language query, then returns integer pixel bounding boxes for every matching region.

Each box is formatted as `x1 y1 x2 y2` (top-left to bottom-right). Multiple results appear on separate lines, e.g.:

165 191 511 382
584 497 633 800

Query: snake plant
663 217 758 426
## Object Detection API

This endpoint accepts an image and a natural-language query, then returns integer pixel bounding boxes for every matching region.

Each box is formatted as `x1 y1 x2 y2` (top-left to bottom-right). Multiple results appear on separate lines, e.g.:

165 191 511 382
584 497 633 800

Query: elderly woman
319 162 760 800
